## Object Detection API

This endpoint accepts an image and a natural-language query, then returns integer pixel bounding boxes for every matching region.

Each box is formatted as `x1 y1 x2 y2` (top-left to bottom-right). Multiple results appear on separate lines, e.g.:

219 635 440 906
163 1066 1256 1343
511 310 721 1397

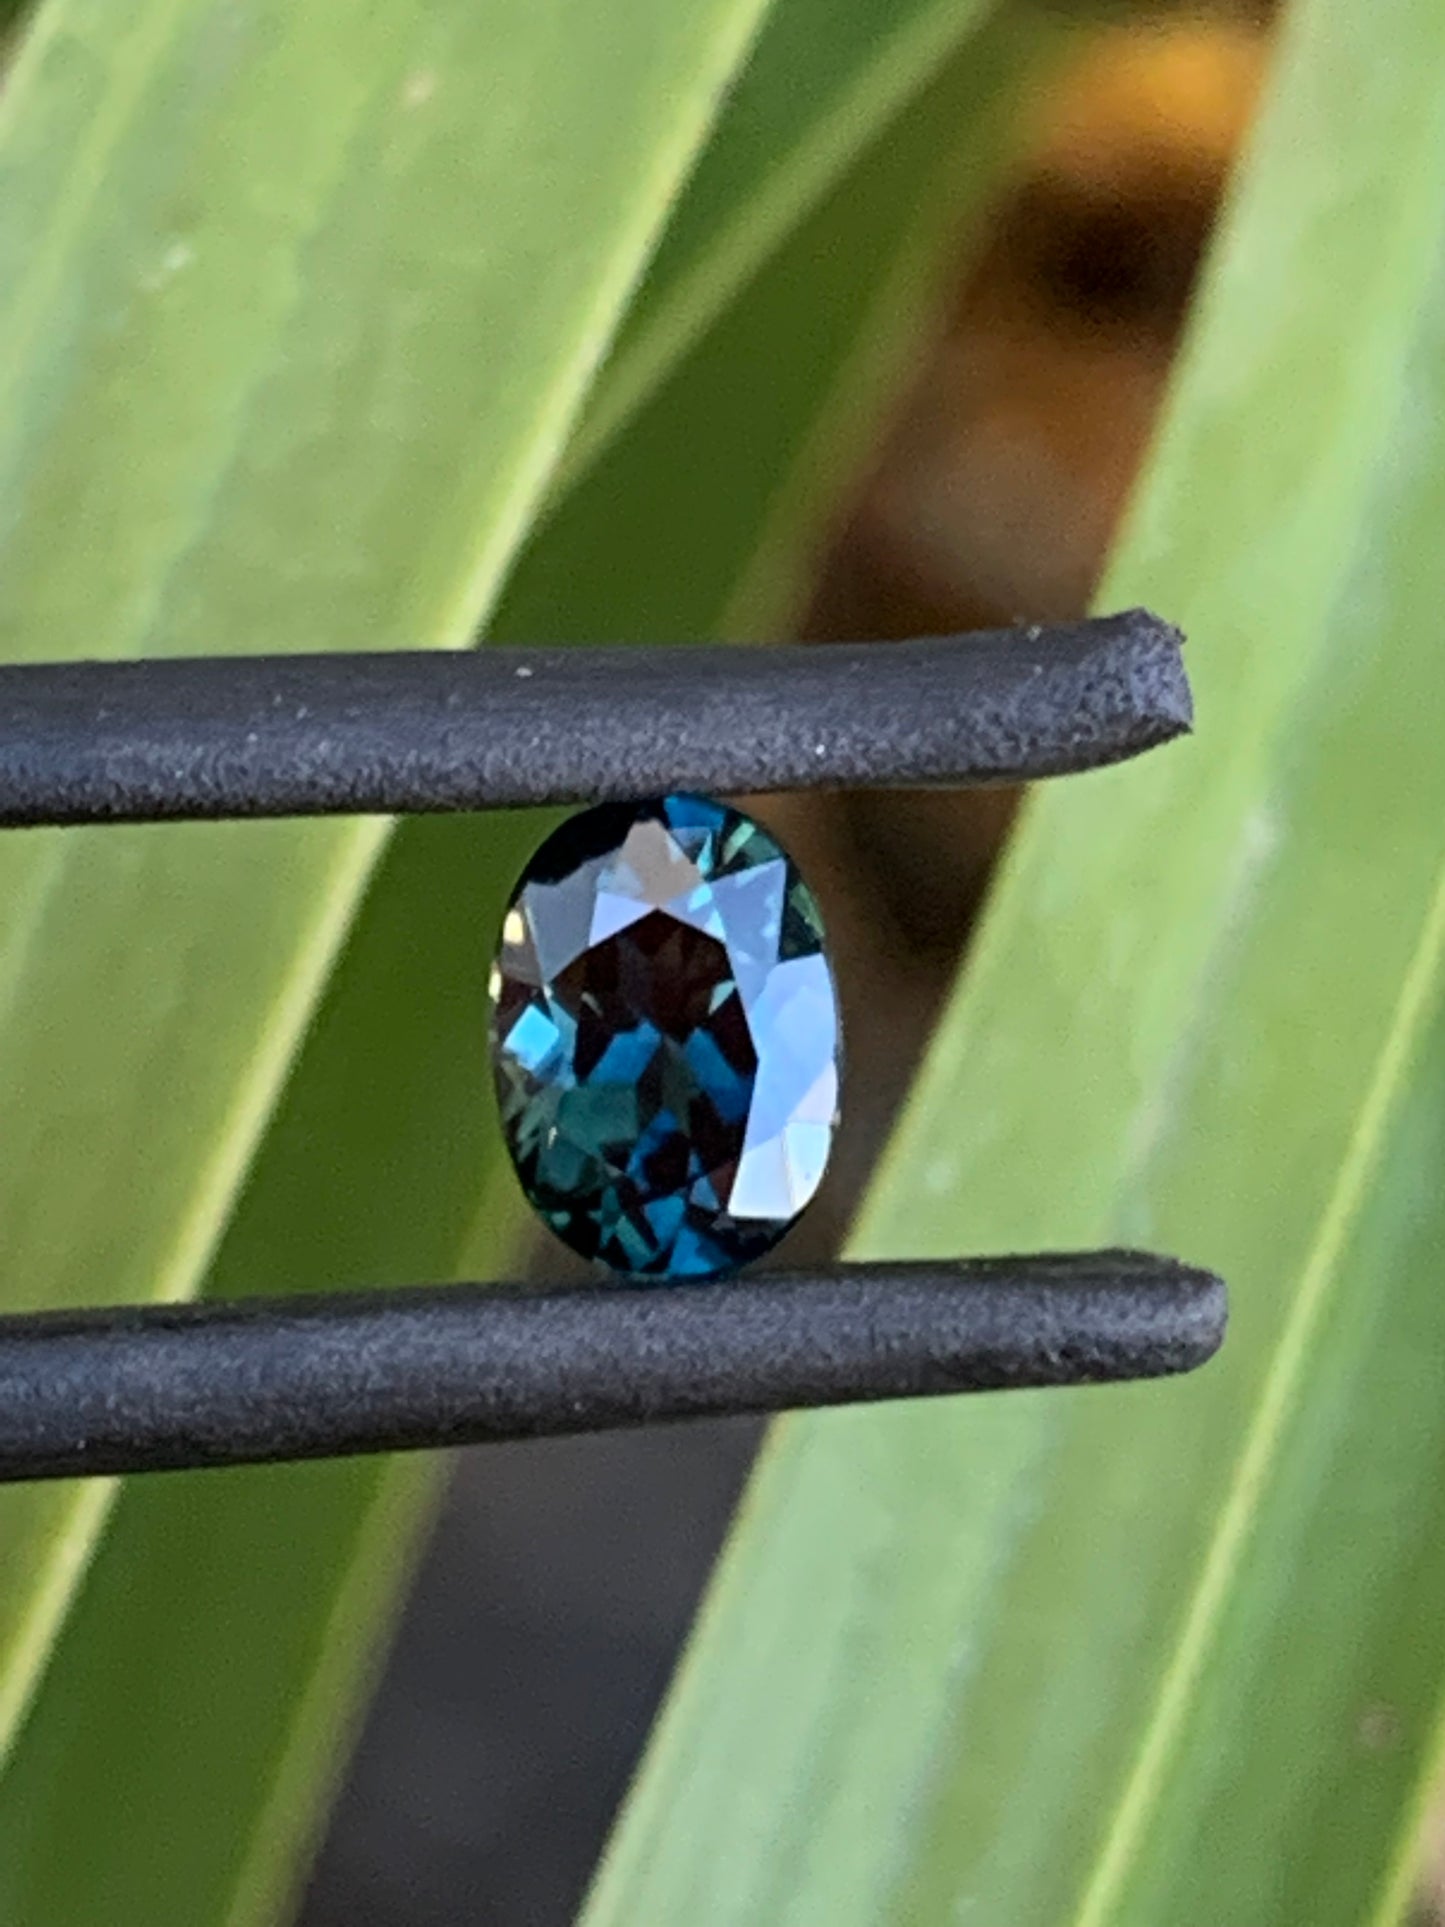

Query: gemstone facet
489 795 841 1280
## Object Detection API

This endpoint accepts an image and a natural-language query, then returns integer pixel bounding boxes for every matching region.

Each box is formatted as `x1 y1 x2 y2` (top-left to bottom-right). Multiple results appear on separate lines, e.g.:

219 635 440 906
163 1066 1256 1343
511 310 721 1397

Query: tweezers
0 608 1224 1479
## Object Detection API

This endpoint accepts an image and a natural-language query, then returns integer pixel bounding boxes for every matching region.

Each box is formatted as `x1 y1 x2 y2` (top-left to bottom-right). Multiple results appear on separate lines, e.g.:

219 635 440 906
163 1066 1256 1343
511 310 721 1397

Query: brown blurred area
304 13 1278 1923
773 7 1269 1256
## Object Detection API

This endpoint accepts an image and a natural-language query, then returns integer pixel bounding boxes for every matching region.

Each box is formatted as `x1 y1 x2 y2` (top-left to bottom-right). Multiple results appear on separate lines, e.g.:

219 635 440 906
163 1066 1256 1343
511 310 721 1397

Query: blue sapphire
489 795 841 1279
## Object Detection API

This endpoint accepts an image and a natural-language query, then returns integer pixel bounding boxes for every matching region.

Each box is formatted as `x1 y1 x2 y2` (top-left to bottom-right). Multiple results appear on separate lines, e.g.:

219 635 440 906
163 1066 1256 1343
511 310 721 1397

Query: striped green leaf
583 1 1445 1921
0 0 774 1803
0 10 1050 1922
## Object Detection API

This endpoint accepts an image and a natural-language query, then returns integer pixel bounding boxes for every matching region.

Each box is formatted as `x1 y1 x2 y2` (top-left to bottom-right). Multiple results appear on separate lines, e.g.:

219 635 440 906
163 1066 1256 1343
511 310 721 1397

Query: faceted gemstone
489 794 841 1280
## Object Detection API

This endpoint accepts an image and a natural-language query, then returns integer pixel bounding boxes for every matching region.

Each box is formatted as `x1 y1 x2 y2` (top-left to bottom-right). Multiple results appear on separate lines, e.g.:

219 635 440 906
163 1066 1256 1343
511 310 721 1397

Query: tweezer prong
0 1255 1225 1482
0 608 1187 826
0 610 1218 1476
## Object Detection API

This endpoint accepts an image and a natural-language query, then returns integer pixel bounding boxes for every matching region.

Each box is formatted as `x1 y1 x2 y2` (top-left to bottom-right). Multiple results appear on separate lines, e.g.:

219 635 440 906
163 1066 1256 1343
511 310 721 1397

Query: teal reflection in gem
488 795 841 1280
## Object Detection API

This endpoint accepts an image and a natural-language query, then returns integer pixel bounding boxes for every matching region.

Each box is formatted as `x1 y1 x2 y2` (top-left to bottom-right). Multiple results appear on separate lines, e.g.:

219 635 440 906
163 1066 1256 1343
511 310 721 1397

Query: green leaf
0 0 775 1782
0 809 540 1927
557 0 1000 485
498 12 1052 650
1167 988 1445 1927
0 11 1054 1923
582 1 1445 1923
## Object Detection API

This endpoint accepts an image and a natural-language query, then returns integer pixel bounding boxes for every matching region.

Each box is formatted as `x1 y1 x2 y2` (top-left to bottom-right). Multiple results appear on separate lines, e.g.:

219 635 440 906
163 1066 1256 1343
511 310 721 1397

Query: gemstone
489 794 841 1280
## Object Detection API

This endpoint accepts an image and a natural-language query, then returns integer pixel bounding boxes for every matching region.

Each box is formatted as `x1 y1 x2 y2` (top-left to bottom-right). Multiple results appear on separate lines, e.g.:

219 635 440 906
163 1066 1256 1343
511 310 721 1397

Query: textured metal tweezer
0 610 1225 1480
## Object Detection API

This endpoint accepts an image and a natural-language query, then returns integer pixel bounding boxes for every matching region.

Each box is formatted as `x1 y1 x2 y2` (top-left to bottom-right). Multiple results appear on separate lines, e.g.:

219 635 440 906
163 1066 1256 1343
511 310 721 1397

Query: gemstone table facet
489 795 841 1279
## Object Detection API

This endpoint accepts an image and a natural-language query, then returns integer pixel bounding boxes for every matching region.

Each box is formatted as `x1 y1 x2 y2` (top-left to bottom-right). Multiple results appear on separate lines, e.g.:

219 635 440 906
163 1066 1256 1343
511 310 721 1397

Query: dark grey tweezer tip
0 615 1213 1471
0 1253 1225 1481
0 608 1188 826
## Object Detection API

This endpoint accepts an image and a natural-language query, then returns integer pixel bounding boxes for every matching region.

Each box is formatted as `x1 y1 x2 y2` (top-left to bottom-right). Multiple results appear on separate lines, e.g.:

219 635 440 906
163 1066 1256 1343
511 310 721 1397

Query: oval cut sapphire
489 795 841 1279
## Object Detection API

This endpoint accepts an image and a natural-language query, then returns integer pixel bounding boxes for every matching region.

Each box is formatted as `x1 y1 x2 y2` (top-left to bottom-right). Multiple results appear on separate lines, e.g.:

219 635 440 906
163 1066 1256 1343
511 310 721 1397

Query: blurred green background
5 1 1445 1923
